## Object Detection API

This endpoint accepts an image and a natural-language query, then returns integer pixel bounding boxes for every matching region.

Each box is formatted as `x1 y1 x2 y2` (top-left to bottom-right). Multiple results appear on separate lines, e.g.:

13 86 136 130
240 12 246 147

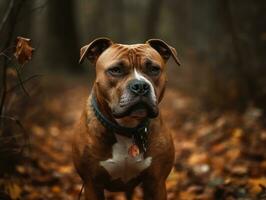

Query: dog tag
128 144 140 158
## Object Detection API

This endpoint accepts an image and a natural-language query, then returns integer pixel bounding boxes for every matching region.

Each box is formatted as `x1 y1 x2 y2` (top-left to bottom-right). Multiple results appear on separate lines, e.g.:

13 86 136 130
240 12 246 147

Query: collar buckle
136 126 147 134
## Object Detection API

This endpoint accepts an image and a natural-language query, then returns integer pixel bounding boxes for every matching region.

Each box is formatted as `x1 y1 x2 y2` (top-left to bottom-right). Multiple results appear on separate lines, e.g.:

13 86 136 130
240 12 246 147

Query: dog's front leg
142 179 167 200
83 180 104 200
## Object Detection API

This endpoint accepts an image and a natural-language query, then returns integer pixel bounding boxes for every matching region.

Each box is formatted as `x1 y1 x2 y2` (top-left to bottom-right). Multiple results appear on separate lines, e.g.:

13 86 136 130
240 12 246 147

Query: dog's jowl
72 37 180 200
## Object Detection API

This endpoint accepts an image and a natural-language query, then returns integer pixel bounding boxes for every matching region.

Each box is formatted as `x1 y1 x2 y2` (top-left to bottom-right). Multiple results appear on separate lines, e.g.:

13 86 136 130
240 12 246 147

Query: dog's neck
90 89 150 152
90 93 149 133
115 116 144 128
92 88 116 124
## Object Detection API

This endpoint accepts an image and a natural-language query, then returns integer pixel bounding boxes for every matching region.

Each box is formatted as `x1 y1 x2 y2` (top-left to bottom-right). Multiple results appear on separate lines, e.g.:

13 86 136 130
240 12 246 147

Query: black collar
90 94 150 152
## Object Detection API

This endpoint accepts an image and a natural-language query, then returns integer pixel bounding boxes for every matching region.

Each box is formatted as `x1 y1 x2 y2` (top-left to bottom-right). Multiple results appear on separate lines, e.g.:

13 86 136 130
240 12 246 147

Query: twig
18 63 25 72
0 45 16 56
0 115 28 137
0 115 29 154
78 183 84 200
14 66 30 97
0 63 8 116
7 74 43 94
0 52 11 60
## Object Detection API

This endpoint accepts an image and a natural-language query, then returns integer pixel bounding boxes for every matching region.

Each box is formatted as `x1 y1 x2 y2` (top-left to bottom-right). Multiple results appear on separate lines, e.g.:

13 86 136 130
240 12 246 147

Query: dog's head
80 38 180 126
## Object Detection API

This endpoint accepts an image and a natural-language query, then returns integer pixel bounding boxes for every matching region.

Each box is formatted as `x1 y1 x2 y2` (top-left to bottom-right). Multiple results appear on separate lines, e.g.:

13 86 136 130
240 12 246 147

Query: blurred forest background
0 0 266 199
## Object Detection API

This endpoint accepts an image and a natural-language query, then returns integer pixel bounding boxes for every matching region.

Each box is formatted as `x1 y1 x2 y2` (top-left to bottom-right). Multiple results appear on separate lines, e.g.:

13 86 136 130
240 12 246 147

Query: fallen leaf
188 152 208 165
249 178 266 194
231 128 243 145
16 165 26 174
5 181 21 200
193 164 210 175
51 185 61 193
58 165 73 174
231 165 248 176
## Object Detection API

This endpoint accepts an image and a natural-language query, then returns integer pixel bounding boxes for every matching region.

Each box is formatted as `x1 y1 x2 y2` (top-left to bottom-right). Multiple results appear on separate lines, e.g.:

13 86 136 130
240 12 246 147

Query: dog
72 37 180 200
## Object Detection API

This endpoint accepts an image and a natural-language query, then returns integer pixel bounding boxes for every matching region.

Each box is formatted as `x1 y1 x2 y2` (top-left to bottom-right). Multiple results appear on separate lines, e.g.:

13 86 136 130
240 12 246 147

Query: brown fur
73 38 179 200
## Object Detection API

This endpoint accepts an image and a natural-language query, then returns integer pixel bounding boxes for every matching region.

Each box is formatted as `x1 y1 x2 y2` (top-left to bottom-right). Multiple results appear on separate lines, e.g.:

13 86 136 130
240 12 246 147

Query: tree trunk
87 0 108 40
46 0 82 73
168 0 191 47
112 0 126 42
145 0 163 39
219 0 253 109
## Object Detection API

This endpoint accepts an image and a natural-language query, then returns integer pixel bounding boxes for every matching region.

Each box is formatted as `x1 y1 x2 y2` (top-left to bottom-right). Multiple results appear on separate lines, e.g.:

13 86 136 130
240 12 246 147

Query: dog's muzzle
112 79 158 119
128 80 150 96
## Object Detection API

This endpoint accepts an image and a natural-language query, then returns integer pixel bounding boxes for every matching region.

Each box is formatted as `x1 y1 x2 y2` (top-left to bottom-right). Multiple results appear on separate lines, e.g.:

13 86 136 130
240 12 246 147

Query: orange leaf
14 36 34 65
5 181 22 200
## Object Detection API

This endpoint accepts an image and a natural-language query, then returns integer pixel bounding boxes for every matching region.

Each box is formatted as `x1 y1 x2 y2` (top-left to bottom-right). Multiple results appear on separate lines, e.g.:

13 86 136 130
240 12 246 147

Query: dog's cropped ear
79 37 113 64
146 39 181 66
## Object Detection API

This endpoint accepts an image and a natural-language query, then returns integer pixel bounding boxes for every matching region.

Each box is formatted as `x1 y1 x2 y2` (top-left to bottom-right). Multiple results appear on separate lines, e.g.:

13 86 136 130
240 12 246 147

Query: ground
2 76 266 200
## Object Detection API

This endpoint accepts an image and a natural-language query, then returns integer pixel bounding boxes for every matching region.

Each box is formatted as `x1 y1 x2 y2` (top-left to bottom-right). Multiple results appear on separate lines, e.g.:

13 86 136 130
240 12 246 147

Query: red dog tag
128 144 140 157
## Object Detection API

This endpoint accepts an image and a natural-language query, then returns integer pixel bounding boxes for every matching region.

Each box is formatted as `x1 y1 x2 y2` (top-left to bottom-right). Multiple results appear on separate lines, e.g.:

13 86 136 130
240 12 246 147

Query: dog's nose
129 80 150 95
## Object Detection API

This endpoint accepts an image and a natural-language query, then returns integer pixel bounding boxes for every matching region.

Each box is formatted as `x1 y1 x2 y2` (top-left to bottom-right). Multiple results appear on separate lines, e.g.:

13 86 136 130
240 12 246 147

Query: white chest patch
100 134 152 183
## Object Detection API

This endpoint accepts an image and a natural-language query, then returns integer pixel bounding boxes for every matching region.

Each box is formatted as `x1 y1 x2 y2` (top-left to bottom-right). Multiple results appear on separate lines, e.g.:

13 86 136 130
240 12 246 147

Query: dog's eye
148 65 161 76
107 66 124 77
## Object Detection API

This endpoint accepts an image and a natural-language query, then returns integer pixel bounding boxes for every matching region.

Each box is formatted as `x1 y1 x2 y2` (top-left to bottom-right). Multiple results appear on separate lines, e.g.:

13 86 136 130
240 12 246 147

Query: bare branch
0 52 11 60
0 115 28 137
0 0 27 117
7 74 43 93
0 115 29 153
14 65 30 97
0 45 16 56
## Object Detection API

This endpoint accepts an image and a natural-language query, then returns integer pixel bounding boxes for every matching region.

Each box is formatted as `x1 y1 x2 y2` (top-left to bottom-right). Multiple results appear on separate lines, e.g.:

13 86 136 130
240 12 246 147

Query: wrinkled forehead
96 44 163 68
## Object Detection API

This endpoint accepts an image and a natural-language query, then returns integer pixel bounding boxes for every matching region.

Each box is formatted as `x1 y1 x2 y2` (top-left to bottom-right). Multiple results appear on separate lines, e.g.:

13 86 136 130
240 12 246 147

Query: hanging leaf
14 36 34 65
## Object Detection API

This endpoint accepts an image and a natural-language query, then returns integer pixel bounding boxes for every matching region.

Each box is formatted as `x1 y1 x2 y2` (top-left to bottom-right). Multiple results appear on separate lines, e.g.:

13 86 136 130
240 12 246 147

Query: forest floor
1 75 266 200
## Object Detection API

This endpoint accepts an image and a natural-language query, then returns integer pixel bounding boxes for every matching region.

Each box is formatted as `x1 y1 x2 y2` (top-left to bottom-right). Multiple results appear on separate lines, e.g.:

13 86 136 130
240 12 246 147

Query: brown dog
72 38 180 200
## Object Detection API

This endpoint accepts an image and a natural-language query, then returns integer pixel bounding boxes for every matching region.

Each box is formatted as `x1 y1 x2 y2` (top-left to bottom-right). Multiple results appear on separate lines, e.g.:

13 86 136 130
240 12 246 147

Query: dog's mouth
112 97 158 119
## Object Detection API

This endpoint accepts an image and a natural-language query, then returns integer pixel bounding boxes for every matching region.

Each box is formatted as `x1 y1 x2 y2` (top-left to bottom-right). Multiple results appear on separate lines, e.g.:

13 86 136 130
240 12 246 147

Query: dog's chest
100 134 152 183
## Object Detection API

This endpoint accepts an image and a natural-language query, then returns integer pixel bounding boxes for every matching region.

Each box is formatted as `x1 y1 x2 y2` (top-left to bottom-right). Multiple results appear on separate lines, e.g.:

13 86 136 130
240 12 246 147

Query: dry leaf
249 178 266 194
188 152 208 165
231 128 243 144
14 36 34 65
231 165 248 176
51 185 61 193
58 165 73 174
5 181 22 200
16 165 26 174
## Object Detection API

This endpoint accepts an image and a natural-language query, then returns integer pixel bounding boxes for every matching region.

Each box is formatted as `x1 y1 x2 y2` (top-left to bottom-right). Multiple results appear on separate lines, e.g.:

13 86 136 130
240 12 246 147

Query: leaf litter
1 76 266 200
